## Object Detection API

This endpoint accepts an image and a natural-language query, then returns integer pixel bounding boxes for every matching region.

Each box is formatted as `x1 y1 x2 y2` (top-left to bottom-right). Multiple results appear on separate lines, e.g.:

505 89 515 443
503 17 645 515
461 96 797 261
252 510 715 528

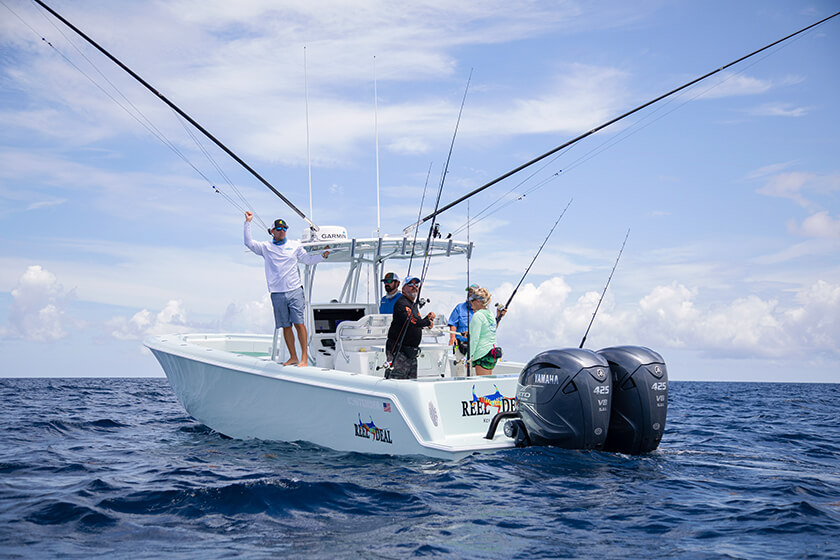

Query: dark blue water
1 379 838 559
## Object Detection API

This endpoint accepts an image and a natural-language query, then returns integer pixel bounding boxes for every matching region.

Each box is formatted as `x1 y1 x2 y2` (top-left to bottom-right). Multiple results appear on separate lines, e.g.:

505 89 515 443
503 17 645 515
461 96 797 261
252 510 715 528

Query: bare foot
282 358 299 366
296 360 308 367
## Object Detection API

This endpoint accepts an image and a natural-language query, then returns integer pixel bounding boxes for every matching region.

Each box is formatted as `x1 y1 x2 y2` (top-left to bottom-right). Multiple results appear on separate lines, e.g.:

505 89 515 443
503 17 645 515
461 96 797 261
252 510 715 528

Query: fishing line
13 0 269 229
31 0 317 229
173 113 268 230
450 33 809 238
496 198 572 327
410 10 840 232
417 69 473 289
387 71 472 375
464 199 471 376
405 162 434 279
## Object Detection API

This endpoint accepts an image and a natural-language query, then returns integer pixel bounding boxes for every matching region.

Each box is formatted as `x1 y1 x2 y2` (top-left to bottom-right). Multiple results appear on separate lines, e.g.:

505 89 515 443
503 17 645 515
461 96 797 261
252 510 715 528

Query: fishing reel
417 297 430 308
495 303 507 322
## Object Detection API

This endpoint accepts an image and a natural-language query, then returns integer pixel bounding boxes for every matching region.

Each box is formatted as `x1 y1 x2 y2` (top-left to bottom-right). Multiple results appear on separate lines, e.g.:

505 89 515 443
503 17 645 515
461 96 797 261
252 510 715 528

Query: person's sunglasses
274 227 288 232
407 282 421 287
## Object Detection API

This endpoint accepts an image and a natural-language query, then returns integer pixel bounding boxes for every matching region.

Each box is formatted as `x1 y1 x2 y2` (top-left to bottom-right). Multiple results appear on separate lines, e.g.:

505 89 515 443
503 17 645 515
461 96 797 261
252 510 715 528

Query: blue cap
405 276 421 285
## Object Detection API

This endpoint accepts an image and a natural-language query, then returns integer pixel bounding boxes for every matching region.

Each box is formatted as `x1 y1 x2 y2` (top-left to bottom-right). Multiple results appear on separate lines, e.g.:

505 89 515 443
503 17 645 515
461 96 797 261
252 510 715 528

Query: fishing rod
579 228 630 349
32 0 317 230
404 10 840 234
496 198 572 326
416 69 473 291
386 71 472 376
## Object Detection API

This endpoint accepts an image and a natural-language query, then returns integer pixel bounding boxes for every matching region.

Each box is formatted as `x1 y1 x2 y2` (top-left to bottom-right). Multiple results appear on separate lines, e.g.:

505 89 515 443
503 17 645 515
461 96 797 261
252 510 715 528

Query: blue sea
1 379 838 559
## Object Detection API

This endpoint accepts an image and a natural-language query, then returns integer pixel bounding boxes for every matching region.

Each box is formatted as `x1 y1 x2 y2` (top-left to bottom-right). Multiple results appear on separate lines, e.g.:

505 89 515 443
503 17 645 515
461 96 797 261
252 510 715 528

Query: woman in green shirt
468 287 498 376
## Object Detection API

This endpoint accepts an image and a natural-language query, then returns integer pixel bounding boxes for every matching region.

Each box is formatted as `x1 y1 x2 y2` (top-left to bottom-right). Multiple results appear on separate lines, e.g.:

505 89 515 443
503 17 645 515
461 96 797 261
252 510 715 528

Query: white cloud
388 137 432 155
692 72 773 99
106 300 200 340
788 211 840 239
0 1 639 169
2 265 75 341
488 277 840 362
756 171 816 207
749 102 810 117
785 280 840 350
221 294 275 333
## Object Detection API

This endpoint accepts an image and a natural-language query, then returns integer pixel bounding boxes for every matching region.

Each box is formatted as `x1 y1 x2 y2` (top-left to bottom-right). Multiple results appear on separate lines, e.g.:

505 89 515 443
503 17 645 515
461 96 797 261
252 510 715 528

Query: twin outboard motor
509 345 667 455
599 346 668 454
513 348 612 450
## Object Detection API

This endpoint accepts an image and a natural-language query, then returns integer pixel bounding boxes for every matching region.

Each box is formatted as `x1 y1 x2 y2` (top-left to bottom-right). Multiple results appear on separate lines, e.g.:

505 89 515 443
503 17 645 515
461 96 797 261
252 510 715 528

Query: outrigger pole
404 10 840 233
579 228 630 349
32 0 317 230
496 199 572 326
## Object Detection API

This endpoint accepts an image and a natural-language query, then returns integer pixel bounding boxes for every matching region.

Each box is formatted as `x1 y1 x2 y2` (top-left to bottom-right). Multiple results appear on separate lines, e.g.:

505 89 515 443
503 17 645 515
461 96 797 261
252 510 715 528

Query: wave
97 478 429 519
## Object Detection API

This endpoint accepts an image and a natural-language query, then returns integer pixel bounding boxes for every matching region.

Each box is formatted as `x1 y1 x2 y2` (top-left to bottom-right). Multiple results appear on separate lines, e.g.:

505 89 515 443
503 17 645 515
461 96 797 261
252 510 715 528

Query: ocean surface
1 378 838 559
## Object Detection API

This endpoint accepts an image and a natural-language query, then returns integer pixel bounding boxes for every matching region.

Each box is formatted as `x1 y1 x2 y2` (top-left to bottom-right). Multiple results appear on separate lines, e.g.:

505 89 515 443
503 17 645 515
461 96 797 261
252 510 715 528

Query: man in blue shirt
448 283 478 376
379 272 401 314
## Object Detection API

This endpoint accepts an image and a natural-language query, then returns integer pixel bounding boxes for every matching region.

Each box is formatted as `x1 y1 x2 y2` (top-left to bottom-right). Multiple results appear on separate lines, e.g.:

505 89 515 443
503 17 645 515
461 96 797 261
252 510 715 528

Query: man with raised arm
244 211 329 367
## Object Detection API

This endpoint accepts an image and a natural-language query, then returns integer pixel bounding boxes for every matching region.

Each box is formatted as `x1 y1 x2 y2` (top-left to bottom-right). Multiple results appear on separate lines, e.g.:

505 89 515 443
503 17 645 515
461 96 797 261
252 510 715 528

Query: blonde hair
472 287 491 305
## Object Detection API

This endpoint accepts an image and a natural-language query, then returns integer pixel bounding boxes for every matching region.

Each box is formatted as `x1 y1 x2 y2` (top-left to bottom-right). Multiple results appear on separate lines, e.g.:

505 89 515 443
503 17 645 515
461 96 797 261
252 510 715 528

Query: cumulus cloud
220 294 275 333
785 280 840 350
2 265 75 341
491 277 840 361
107 300 196 340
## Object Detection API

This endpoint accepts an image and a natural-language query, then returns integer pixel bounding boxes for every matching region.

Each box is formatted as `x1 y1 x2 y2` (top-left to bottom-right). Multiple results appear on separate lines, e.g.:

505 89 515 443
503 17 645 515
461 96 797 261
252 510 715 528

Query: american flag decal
383 402 391 412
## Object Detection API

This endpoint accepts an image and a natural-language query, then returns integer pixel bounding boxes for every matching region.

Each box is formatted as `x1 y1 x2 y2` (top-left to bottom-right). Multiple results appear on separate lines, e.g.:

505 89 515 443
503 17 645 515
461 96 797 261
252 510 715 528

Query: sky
0 0 838 382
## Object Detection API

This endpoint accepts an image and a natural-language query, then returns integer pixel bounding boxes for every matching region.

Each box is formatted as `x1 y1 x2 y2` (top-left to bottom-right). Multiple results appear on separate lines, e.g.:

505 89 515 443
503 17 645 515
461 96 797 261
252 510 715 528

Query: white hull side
147 334 522 460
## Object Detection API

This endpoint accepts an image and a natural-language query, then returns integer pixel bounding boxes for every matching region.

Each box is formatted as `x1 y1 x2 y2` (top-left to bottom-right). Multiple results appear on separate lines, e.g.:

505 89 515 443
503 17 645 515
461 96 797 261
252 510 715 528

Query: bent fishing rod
32 0 317 230
496 198 572 326
579 228 630 349
404 10 840 234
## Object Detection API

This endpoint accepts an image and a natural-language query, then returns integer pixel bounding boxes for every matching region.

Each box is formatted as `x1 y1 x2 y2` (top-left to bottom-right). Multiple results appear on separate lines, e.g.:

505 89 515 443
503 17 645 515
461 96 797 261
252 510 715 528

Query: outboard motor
515 348 612 450
598 346 668 454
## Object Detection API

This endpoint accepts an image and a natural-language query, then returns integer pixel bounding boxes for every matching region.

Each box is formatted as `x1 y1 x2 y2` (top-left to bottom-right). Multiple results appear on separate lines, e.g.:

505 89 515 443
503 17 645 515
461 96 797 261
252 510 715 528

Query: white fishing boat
42 0 811 460
146 231 669 459
29 0 839 459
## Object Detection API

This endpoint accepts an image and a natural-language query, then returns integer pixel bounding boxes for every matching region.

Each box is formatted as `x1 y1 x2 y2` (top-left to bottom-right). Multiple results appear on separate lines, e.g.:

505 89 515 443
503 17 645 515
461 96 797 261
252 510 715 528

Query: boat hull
146 334 522 460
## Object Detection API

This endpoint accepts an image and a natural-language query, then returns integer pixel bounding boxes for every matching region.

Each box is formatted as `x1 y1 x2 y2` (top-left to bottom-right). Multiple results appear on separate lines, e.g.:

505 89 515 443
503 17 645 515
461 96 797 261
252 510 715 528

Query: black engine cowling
515 348 612 450
598 346 668 454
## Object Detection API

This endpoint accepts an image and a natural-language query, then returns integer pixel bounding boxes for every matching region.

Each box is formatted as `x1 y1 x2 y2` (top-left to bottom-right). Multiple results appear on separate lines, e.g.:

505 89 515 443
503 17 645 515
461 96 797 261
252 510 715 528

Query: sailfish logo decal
357 413 377 436
472 384 507 412
354 413 393 444
462 384 518 417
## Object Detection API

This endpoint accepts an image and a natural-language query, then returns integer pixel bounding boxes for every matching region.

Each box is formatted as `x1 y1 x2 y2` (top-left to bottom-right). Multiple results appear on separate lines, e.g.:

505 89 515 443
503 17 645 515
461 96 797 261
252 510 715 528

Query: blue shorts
270 288 306 328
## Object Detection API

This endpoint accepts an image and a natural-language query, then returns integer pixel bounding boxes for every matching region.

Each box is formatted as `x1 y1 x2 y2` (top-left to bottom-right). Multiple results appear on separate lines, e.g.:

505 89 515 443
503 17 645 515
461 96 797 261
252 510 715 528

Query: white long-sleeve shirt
244 221 324 293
